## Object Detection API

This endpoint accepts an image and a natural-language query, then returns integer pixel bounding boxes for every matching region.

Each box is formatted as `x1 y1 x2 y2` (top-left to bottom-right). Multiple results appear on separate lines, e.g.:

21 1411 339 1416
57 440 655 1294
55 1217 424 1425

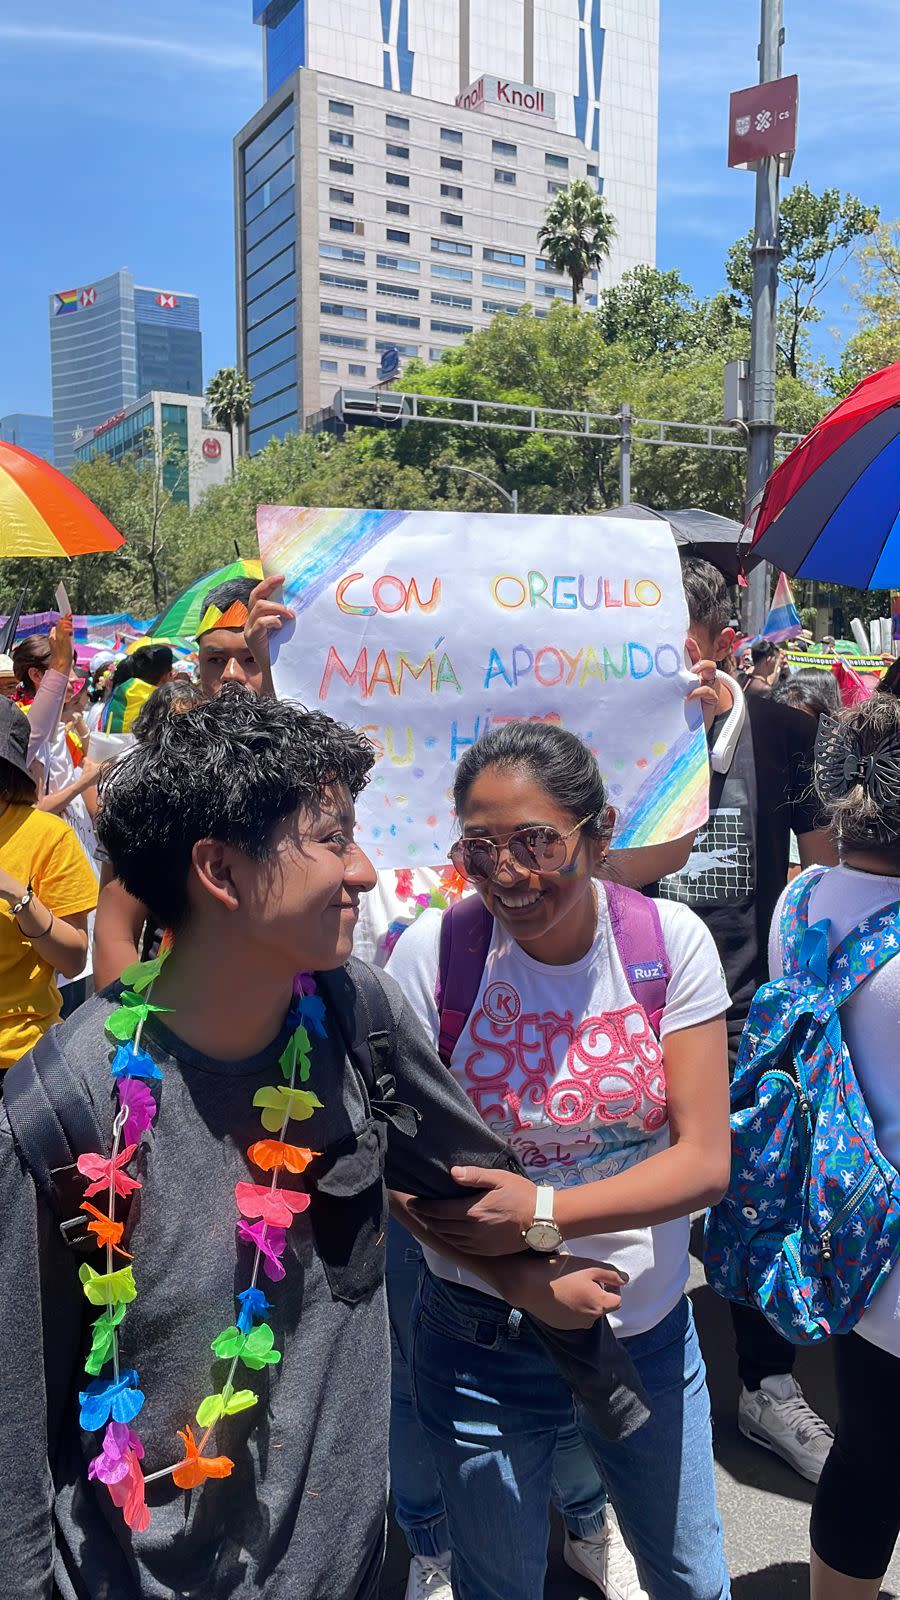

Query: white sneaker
403 1551 453 1600
563 1514 648 1600
738 1373 834 1484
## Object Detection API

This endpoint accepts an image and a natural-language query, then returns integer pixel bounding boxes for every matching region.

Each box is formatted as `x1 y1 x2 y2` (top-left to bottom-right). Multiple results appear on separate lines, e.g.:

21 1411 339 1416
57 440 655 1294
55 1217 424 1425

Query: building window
321 301 367 320
320 242 365 263
321 332 367 349
430 318 473 335
377 280 419 300
329 130 353 148
547 180 565 195
386 228 411 244
534 257 562 273
432 263 473 283
585 294 598 306
587 163 599 178
377 253 419 273
536 283 570 299
545 152 569 169
320 359 339 372
484 271 524 291
432 237 472 257
440 155 463 172
440 211 463 227
484 247 525 267
492 139 517 158
386 112 410 131
329 187 354 205
376 339 417 355
329 99 353 117
483 300 517 315
377 310 421 329
432 290 472 309
386 142 410 159
320 271 367 292
386 171 410 187
348 361 367 375
329 158 354 175
329 216 354 233
386 200 410 216
429 347 446 359
243 102 294 174
440 127 463 144
494 169 516 186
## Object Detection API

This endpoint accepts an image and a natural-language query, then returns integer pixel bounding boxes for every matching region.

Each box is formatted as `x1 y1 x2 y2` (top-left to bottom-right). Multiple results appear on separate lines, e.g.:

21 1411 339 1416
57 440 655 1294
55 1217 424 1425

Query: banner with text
257 507 709 867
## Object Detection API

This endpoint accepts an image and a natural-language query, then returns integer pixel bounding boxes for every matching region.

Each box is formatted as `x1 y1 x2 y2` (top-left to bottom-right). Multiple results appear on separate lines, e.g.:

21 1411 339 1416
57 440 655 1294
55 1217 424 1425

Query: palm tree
205 367 253 476
538 179 617 306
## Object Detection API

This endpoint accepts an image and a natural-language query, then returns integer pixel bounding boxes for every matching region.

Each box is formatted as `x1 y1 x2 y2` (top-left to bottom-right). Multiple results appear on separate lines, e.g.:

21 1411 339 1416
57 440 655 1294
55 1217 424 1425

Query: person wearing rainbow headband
0 687 639 1600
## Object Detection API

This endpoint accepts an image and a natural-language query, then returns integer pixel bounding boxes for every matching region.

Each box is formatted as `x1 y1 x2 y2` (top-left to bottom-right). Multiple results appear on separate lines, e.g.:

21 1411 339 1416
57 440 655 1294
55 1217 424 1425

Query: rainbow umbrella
152 558 262 640
0 441 124 557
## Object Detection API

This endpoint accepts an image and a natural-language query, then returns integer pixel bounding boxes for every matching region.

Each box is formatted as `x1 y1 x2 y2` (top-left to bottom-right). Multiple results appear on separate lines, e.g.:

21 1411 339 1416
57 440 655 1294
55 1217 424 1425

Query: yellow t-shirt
0 805 99 1070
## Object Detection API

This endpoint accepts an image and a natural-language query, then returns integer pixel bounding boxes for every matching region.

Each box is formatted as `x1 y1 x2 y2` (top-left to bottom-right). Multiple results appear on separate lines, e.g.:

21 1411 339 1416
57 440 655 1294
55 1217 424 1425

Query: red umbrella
748 363 900 586
0 441 124 558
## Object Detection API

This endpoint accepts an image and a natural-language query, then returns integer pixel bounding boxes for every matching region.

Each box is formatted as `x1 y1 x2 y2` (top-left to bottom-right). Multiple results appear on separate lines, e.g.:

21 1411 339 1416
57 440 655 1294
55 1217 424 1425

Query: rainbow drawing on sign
257 506 405 616
613 720 709 847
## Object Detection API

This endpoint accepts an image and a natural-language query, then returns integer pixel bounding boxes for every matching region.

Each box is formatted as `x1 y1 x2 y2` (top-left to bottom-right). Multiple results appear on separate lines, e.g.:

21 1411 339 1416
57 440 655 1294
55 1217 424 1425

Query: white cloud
0 21 258 75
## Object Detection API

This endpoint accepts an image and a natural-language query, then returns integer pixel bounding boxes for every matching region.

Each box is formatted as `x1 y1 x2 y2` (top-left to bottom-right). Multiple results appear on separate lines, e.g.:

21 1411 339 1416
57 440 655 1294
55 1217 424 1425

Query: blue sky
1 0 897 417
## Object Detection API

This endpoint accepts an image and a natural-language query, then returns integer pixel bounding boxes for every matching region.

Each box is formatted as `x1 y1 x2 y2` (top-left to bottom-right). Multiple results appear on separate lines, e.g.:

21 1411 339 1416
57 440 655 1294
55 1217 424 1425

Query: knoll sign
455 74 555 120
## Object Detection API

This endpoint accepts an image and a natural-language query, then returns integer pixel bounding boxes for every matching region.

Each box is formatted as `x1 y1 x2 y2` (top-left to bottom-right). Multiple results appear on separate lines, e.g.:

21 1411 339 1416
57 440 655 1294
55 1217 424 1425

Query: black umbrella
599 504 757 583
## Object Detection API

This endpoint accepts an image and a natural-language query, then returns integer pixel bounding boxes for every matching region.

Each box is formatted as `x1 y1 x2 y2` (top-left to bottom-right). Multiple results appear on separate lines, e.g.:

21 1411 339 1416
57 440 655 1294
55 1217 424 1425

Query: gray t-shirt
0 969 516 1600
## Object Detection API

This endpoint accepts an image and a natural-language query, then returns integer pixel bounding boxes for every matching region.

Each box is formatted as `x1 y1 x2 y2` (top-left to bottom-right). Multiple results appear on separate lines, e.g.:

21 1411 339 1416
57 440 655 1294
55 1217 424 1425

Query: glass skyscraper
0 413 54 464
49 270 203 470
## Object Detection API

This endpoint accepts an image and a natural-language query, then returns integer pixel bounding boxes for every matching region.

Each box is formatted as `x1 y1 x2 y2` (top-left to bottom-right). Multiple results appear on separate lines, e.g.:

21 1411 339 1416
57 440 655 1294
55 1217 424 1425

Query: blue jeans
387 1225 607 1556
411 1270 730 1600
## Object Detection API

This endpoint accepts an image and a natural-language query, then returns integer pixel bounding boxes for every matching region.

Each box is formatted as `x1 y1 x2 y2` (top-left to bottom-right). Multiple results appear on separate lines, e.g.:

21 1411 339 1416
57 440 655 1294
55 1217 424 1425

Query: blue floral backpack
705 866 900 1343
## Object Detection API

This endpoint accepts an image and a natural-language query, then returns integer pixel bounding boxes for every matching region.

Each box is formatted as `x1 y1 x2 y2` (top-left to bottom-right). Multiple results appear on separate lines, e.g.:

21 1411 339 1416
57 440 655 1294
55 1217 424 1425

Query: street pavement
381 1225 900 1599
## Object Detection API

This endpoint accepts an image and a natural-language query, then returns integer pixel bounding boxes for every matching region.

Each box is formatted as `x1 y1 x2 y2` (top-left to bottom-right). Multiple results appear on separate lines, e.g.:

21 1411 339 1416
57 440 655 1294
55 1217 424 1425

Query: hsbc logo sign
455 74 555 121
156 293 179 309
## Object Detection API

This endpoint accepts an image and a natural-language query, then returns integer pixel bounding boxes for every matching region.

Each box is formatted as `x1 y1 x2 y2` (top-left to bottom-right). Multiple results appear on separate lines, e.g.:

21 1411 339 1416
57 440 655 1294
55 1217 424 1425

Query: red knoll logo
156 293 178 309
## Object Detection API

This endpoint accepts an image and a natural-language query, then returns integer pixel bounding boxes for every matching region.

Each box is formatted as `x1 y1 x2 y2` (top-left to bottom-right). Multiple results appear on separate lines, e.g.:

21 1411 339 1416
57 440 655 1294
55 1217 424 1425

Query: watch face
524 1221 561 1253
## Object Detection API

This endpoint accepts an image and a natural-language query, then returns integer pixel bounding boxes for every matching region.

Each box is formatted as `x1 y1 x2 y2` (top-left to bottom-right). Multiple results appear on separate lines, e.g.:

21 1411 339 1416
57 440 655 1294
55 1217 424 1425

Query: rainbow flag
759 571 803 645
54 289 78 315
102 676 156 734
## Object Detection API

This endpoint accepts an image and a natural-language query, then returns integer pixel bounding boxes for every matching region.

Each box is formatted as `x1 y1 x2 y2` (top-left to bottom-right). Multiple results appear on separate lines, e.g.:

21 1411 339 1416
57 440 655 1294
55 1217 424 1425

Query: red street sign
728 74 798 170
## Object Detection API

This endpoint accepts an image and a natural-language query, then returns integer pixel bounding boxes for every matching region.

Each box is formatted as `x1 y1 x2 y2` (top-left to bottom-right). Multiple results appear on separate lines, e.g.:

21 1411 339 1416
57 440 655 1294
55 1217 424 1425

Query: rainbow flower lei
76 952 325 1531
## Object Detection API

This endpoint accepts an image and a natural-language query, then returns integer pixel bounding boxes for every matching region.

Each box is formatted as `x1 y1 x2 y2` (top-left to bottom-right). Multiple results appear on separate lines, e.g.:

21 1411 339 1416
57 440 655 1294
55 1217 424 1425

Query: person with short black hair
672 557 838 1482
196 578 268 700
0 688 632 1600
746 640 783 695
102 646 174 735
774 668 842 722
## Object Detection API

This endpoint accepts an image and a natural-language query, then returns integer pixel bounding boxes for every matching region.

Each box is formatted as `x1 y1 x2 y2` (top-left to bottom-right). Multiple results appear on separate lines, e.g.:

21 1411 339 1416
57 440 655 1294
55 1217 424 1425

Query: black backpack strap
316 961 420 1138
4 1029 108 1254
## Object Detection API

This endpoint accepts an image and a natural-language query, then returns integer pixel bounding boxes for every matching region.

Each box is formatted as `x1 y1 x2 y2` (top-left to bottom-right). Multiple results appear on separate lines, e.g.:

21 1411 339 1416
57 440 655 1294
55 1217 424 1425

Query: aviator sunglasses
449 814 598 883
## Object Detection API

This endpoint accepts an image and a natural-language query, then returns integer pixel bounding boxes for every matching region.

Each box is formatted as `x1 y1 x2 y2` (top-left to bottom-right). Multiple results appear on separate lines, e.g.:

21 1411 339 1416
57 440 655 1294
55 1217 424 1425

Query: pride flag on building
54 289 78 315
759 571 804 645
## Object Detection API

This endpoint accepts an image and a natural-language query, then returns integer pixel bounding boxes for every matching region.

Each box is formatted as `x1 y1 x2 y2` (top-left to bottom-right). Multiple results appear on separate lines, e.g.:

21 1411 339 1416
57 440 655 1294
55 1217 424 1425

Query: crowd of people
0 554 899 1600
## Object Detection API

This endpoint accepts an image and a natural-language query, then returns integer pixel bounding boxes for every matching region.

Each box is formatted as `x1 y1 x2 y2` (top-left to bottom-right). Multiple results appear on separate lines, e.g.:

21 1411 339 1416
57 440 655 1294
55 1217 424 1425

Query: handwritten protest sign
257 507 709 867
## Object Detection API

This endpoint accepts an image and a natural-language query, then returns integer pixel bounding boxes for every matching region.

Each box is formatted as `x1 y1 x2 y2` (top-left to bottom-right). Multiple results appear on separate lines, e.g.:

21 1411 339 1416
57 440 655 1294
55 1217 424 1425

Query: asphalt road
381 1228 900 1600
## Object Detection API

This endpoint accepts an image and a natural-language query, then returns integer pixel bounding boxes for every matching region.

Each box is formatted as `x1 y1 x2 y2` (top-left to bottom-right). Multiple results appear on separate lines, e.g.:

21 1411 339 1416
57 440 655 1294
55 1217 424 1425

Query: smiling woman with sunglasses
387 721 733 1600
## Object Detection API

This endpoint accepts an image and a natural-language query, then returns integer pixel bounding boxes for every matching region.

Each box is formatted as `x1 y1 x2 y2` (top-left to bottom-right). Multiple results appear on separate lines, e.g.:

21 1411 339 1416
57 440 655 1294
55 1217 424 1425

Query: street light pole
745 0 784 637
436 462 518 512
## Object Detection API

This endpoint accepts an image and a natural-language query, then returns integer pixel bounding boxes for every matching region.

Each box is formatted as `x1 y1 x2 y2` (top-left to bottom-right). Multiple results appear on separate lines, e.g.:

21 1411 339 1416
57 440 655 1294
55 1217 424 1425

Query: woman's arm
92 864 146 989
0 867 88 981
410 1016 731 1255
36 760 100 816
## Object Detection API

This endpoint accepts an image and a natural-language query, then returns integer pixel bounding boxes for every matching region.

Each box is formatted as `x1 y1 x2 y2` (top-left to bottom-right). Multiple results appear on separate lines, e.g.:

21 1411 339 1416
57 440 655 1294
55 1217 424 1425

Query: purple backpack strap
435 896 494 1065
604 882 670 1035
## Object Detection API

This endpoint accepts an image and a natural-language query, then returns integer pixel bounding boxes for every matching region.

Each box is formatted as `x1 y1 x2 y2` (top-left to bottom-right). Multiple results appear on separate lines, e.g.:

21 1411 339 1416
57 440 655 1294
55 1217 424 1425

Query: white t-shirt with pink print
387 886 729 1337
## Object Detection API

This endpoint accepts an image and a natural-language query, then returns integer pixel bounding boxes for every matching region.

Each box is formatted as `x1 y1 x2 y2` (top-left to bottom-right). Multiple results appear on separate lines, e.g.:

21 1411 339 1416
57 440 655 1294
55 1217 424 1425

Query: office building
72 390 229 508
49 270 203 470
237 1 657 452
0 413 54 463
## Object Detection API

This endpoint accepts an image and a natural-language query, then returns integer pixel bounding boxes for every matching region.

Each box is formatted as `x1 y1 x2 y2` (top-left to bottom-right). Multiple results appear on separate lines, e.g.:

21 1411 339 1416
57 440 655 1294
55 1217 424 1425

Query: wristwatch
522 1185 563 1254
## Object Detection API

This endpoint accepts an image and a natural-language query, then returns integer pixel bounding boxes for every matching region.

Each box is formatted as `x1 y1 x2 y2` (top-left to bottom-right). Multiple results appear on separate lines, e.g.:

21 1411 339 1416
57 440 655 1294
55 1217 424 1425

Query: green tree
727 181 880 378
837 220 900 394
205 367 254 475
596 266 747 363
537 179 616 305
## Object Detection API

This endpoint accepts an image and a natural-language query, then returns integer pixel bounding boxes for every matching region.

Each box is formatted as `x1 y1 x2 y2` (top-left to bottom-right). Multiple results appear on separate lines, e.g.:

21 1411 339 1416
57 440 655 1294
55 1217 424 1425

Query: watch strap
532 1184 555 1225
